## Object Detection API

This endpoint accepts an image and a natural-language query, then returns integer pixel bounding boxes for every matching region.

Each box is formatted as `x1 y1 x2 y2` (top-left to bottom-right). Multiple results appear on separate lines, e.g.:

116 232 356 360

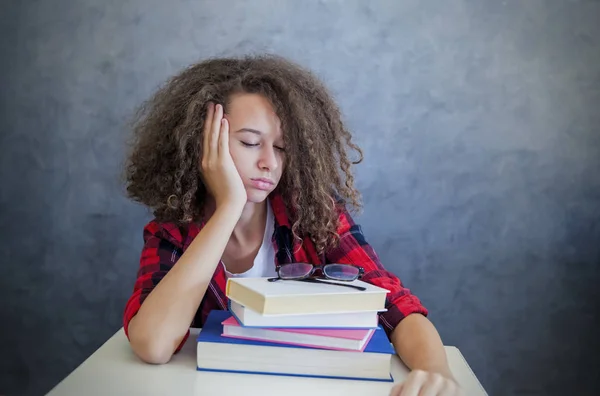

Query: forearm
390 313 454 380
128 203 243 363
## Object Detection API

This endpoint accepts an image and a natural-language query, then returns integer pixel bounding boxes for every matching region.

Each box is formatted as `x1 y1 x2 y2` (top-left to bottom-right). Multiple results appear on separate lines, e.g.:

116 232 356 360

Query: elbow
125 314 185 364
140 350 172 365
127 320 174 364
126 315 174 364
130 336 174 365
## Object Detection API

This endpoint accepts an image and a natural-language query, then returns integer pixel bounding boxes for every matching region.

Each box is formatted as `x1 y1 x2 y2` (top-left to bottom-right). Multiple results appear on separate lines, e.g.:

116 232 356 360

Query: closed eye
241 141 285 152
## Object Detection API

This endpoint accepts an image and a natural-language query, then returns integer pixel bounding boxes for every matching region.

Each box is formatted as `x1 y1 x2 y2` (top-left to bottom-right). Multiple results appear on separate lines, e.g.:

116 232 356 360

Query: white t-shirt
224 203 277 279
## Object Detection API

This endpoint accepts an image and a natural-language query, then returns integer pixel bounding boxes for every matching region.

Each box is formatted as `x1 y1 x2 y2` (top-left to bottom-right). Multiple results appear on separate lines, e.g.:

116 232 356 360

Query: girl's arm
323 203 461 394
390 313 455 379
389 314 462 395
127 203 243 364
128 102 246 364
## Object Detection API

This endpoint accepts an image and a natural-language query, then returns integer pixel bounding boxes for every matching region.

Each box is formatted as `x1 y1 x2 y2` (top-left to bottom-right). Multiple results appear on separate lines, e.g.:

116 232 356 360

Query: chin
245 189 272 203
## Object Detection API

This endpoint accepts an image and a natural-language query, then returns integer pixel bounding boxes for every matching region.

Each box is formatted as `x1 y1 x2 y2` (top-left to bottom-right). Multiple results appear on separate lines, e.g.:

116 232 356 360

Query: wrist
424 365 454 381
411 366 453 378
215 199 245 216
436 368 457 384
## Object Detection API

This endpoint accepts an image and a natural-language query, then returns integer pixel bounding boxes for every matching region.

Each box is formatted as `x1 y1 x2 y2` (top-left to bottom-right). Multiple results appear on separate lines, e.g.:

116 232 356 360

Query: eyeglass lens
323 264 360 281
278 263 359 281
278 263 314 279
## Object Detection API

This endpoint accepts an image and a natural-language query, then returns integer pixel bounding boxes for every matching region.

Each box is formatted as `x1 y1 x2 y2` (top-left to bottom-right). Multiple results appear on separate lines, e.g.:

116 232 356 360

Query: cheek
228 144 246 172
275 156 285 179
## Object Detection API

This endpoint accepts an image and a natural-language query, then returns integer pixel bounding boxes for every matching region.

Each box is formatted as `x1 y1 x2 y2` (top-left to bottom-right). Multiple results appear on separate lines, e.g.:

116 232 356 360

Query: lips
250 178 275 191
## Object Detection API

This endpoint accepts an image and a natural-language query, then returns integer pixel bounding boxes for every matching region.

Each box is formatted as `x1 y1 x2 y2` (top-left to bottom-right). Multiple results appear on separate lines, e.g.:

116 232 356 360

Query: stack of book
196 277 395 382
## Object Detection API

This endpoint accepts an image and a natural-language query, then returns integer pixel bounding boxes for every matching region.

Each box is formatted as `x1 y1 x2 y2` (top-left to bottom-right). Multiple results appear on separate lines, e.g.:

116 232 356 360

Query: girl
123 54 462 396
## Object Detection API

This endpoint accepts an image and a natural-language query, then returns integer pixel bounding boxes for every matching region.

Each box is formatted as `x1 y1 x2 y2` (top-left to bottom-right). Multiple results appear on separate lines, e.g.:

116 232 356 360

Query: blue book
196 310 395 382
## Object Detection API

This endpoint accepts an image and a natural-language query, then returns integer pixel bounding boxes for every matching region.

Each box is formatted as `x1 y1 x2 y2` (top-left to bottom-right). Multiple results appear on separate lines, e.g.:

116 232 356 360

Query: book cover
221 315 376 351
198 309 394 355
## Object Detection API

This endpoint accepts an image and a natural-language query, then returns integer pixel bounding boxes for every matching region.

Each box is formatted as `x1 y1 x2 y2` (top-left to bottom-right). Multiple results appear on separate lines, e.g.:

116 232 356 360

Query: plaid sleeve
123 220 189 353
324 205 428 337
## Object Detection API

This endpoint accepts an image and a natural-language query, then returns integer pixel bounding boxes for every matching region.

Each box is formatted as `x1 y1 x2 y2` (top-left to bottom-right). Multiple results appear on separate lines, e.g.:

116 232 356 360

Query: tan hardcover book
225 277 390 316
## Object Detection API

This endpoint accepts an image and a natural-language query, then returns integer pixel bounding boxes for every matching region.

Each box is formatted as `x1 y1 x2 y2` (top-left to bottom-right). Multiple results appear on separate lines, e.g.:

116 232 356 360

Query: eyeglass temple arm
296 278 367 291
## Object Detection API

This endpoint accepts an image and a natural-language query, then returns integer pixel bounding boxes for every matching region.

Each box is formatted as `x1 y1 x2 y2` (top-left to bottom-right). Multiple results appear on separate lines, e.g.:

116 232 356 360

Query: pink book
221 316 376 352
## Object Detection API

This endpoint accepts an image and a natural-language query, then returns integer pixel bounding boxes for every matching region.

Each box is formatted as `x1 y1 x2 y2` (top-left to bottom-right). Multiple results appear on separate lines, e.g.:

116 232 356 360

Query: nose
258 145 279 172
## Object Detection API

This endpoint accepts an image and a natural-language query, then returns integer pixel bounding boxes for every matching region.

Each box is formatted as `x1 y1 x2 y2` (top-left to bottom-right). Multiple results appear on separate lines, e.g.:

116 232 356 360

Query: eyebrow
235 128 263 135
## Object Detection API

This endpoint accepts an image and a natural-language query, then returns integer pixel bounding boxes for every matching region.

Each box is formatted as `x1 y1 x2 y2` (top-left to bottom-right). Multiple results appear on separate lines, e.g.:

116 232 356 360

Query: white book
229 300 384 328
225 277 390 316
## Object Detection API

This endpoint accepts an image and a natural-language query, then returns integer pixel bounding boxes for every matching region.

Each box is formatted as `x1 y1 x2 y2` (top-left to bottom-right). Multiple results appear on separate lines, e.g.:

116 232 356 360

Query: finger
209 104 223 158
202 102 215 162
417 374 444 396
219 117 230 156
400 371 426 396
400 382 422 396
389 383 403 396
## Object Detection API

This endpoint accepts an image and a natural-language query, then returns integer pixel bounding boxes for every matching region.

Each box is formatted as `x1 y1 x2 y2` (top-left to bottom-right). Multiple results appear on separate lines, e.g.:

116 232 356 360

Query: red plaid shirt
123 193 428 352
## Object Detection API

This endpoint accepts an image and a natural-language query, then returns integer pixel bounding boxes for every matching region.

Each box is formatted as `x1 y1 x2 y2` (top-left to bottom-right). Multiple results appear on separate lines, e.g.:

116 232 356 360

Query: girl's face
223 93 286 203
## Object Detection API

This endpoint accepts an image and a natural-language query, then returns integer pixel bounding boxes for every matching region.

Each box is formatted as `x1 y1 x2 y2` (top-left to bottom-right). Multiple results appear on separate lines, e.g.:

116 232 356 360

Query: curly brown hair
124 54 364 254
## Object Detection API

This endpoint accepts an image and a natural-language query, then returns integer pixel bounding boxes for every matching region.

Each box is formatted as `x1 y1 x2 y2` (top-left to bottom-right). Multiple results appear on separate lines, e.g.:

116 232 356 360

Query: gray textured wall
1 1 599 395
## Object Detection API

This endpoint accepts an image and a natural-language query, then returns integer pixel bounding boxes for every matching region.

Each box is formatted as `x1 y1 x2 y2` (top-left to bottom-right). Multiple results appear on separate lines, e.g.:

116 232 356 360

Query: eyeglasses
267 263 366 291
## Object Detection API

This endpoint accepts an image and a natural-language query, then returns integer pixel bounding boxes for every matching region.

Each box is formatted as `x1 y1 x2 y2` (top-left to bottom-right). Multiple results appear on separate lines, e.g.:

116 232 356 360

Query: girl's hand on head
389 370 463 396
201 102 247 210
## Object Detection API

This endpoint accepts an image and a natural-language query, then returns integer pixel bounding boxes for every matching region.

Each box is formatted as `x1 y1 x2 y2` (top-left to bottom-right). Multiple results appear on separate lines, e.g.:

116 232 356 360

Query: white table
47 328 487 396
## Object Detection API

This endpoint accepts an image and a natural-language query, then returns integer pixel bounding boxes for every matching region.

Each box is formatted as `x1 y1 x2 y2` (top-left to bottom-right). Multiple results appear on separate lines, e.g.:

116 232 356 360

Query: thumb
389 382 403 396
